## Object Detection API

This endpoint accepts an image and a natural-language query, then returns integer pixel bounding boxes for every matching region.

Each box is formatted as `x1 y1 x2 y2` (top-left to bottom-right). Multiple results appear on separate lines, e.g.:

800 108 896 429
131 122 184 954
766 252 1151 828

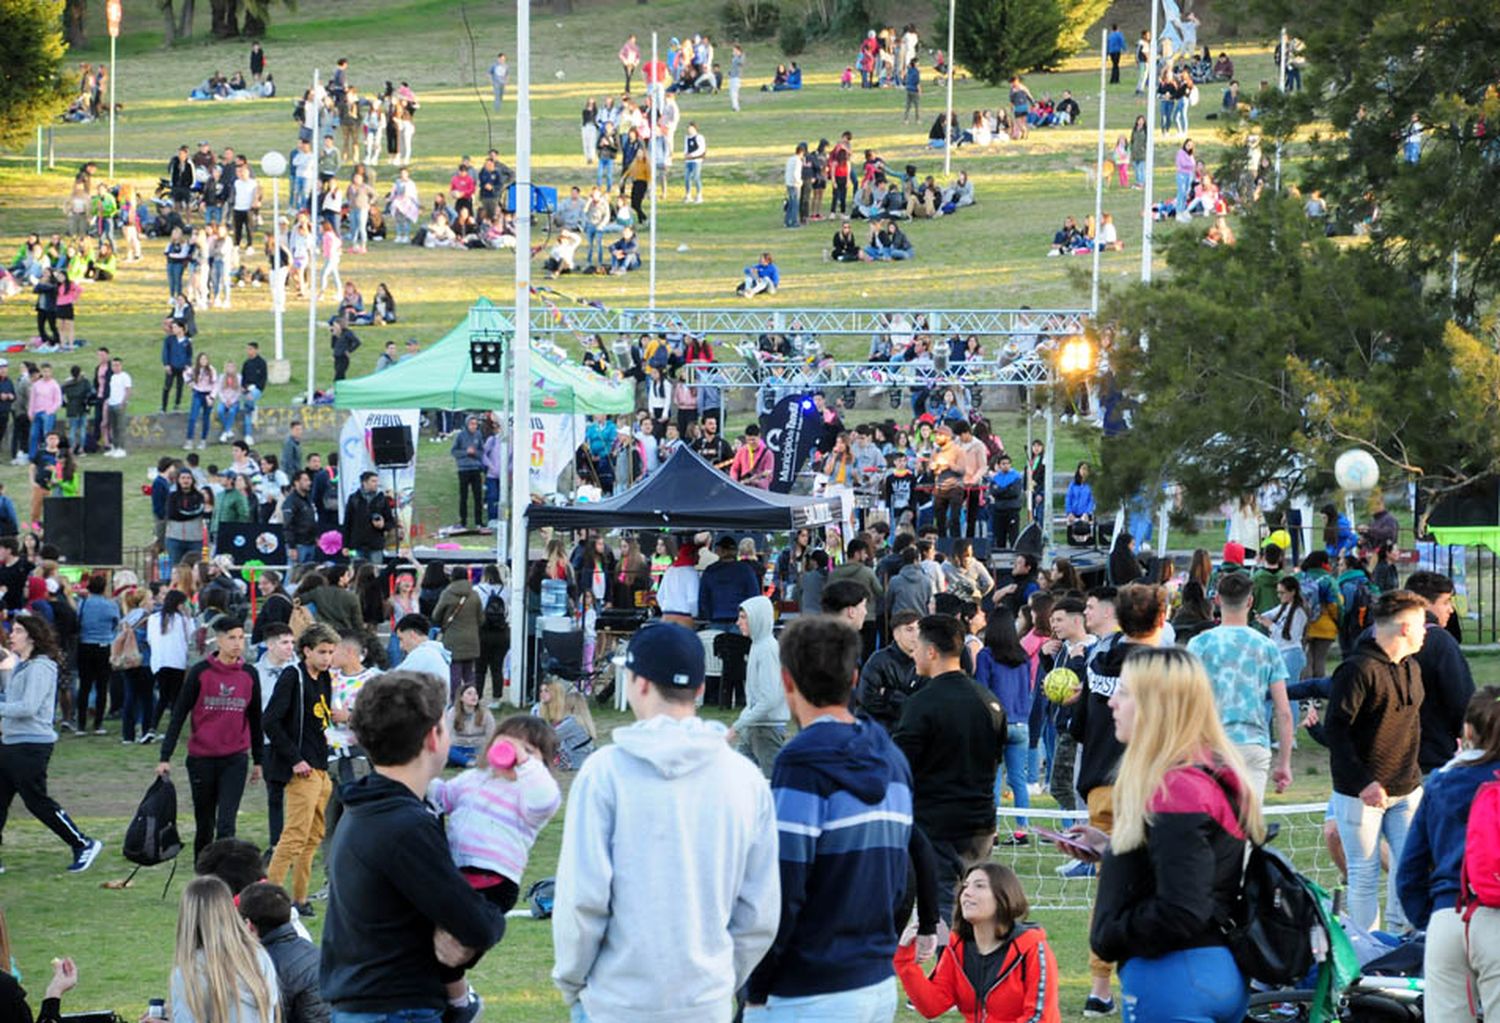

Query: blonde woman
1060 646 1263 1023
531 679 596 771
171 876 280 1023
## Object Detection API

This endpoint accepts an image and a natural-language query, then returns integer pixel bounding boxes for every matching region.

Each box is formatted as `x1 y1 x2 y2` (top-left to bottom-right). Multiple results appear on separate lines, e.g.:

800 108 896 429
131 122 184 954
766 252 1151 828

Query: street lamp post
106 0 120 177
259 151 288 371
507 0 534 706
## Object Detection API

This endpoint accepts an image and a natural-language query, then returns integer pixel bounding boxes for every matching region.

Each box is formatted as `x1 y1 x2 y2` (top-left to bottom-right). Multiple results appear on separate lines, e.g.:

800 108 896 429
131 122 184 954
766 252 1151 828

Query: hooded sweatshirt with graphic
747 717 913 1002
551 714 780 1023
733 595 789 733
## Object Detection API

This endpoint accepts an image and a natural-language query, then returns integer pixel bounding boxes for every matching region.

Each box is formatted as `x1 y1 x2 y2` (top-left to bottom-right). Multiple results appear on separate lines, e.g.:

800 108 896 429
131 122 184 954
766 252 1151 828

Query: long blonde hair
537 679 597 740
1111 646 1265 852
174 876 280 1023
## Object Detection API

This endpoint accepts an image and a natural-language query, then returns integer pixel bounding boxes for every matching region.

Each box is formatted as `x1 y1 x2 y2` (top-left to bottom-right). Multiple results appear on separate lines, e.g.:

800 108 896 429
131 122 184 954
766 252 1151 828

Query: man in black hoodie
320 670 505 1023
892 614 1005 923
1325 589 1427 934
853 610 922 731
1069 582 1165 1018
1398 571 1473 775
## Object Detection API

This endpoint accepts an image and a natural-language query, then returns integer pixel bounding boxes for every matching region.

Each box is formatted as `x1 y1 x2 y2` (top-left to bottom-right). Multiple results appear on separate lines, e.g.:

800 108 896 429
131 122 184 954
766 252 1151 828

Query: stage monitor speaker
1424 478 1500 530
44 498 86 563
83 471 124 565
936 536 992 561
370 425 414 468
1014 523 1045 559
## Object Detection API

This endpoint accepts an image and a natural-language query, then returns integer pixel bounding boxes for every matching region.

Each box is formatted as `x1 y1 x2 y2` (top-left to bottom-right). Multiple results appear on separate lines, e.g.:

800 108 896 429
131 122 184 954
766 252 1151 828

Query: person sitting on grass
608 226 640 275
0 909 81 1022
172 876 281 1023
1049 216 1086 256
941 171 975 213
854 177 891 221
864 219 914 262
910 175 943 219
237 881 330 1023
832 221 861 262
736 252 780 297
1097 212 1123 252
1056 90 1081 125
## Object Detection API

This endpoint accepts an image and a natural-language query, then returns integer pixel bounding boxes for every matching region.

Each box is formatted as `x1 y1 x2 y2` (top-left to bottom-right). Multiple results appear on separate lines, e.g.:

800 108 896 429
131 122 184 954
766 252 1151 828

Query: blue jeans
1175 171 1193 210
28 411 55 459
349 207 368 247
333 1011 443 1023
1160 97 1173 130
596 157 615 190
683 160 703 198
68 414 87 451
121 667 153 741
749 976 898 1022
994 722 1031 827
204 205 223 226
296 543 318 564
186 391 211 440
166 537 199 565
1173 98 1188 134
485 476 500 521
785 186 799 227
1120 945 1247 1023
1331 788 1422 931
166 261 185 297
585 223 606 266
1133 159 1146 187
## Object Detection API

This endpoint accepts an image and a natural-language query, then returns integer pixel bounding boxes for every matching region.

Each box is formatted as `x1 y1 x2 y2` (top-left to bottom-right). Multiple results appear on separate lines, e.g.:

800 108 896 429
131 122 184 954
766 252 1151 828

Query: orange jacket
894 925 1060 1023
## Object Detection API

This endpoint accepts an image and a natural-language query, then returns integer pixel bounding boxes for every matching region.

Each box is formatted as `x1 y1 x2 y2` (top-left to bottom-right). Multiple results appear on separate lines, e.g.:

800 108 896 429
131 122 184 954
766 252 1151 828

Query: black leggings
630 180 648 222
232 209 252 247
0 742 90 854
437 874 520 984
162 368 185 411
831 178 849 214
36 310 59 345
458 468 484 527
77 643 111 732
153 666 186 732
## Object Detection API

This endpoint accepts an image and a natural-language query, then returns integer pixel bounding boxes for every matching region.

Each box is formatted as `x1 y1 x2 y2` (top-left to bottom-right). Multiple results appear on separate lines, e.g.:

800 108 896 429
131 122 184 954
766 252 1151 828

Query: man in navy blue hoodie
320 671 505 1023
746 616 913 1021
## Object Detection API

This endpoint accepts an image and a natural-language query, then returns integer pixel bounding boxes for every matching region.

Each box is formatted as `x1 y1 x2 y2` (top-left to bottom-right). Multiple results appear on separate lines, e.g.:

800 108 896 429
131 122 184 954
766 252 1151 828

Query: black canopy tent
525 445 847 533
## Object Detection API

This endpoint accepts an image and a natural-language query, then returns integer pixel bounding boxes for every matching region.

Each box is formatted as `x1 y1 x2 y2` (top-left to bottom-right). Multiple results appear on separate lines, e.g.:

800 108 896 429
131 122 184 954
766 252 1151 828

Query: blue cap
624 621 704 689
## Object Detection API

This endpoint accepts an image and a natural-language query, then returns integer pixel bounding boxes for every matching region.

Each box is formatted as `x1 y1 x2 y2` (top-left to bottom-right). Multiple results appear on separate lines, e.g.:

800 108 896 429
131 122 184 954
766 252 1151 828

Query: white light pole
648 31 659 311
260 151 288 364
1089 27 1108 316
507 0 534 706
307 70 321 404
1275 26 1288 194
1140 0 1160 284
106 0 120 177
943 0 956 176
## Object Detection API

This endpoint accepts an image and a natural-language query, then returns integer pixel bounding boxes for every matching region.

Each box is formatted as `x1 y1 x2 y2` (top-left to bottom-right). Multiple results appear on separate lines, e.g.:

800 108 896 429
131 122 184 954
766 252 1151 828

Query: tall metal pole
648 32 659 311
507 0 534 706
1043 404 1056 546
108 35 117 178
1140 0 1159 283
271 177 284 361
1089 28 1108 316
943 0 956 177
306 70 321 404
1274 27 1287 194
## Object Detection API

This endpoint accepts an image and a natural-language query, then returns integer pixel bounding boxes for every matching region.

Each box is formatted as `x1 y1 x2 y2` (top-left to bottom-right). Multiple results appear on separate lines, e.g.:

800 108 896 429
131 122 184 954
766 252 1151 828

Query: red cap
1222 541 1246 566
916 413 936 426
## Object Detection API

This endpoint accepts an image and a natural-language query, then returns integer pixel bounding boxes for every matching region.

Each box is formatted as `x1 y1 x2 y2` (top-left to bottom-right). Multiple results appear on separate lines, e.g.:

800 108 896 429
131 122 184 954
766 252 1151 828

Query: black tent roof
525 445 845 532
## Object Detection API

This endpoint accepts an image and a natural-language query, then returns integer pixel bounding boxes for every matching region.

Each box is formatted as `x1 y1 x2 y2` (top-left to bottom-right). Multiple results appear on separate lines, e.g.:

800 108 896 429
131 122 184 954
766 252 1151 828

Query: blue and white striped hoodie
747 715 914 1002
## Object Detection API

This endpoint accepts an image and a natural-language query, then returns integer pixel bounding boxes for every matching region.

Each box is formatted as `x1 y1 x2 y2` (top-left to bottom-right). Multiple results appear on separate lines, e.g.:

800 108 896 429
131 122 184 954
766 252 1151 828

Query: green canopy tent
333 298 633 414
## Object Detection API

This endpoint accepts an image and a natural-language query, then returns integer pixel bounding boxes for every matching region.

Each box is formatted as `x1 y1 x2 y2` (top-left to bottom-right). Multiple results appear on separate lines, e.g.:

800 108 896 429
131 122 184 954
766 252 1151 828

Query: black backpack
1223 838 1322 985
123 776 184 896
482 589 508 635
527 877 556 919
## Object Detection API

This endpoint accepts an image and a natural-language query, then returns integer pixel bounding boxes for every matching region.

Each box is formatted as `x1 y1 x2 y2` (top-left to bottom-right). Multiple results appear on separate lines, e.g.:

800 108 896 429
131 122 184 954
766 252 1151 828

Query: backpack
109 619 143 670
1337 574 1373 655
1459 771 1500 920
1297 573 1330 621
123 776 184 897
481 589 508 635
527 877 556 919
288 600 315 639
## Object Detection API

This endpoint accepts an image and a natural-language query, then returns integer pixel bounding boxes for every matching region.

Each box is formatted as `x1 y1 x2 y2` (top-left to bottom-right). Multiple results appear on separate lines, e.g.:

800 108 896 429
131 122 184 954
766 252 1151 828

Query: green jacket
1250 566 1288 614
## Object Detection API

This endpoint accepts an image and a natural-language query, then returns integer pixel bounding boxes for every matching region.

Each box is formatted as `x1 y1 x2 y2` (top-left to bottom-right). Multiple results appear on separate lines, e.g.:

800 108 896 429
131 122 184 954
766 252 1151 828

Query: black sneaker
998 831 1030 846
444 989 483 1023
293 901 316 919
1083 995 1117 1017
68 838 103 873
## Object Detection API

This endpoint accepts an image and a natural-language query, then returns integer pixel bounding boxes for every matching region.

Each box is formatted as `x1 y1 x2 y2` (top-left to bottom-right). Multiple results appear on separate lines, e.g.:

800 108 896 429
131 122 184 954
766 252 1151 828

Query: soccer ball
1042 667 1082 705
555 69 566 80
1334 448 1380 492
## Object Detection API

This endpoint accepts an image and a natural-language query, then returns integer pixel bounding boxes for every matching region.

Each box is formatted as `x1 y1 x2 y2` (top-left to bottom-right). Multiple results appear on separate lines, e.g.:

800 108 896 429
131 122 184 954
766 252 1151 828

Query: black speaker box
1425 478 1500 529
83 471 124 565
370 425 414 468
44 498 86 563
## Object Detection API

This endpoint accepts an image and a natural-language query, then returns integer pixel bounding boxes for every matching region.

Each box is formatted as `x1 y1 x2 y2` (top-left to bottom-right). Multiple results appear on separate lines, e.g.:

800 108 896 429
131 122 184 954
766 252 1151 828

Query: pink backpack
1460 772 1500 919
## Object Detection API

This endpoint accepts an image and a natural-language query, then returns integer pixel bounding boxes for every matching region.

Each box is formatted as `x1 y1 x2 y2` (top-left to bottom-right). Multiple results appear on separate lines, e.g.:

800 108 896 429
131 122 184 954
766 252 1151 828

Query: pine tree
0 0 70 150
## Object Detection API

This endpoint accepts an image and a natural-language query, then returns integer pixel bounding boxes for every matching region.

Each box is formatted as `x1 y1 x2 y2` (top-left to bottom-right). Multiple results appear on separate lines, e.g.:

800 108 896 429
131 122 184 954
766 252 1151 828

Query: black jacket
1070 633 1130 799
263 664 331 784
342 488 392 551
282 489 319 546
0 972 60 1023
1325 637 1424 798
892 669 1005 839
1413 617 1474 772
261 922 331 1023
854 644 920 732
241 355 269 393
320 773 507 1011
1091 762 1248 965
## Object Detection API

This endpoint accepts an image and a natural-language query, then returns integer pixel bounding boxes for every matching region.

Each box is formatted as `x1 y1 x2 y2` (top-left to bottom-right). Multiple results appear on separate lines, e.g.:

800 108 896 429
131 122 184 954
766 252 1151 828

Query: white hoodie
552 714 779 1023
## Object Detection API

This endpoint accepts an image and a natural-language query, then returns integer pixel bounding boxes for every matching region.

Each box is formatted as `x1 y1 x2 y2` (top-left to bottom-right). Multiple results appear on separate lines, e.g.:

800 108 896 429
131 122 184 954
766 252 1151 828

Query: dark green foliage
0 0 70 151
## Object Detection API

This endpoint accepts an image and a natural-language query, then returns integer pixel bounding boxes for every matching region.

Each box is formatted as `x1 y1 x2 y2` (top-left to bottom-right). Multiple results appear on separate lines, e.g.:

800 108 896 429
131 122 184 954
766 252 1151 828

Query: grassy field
0 0 1282 544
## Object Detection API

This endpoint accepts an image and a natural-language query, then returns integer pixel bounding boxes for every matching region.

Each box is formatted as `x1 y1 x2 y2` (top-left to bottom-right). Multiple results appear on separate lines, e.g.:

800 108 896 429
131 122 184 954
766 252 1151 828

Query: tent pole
507 0 533 708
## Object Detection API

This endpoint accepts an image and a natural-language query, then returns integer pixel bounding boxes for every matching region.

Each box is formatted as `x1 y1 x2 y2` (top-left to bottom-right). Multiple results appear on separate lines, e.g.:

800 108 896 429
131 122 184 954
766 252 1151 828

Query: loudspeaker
83 471 124 565
370 425 414 468
1424 478 1500 529
936 536 992 561
44 498 85 563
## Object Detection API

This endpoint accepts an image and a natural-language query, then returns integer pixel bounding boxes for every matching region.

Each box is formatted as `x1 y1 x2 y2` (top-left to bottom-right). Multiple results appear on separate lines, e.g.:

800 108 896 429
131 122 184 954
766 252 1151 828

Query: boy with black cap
552 621 779 1023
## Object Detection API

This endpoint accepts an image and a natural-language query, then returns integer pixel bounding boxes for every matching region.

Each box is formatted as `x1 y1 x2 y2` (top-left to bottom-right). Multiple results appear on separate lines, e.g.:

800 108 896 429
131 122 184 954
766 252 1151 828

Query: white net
993 802 1341 911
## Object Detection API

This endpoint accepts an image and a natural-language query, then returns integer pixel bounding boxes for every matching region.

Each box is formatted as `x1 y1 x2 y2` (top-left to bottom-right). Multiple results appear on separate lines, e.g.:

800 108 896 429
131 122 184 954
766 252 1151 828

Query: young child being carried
427 715 563 1019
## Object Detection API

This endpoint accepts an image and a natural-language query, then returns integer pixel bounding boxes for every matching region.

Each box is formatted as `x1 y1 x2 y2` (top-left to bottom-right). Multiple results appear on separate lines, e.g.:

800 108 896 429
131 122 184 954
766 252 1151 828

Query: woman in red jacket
895 861 1060 1022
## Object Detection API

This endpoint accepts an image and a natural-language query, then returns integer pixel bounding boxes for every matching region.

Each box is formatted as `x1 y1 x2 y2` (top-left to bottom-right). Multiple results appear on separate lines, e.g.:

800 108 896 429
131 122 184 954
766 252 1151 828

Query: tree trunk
65 0 88 47
177 0 194 40
553 0 573 13
241 10 266 36
210 0 237 37
161 0 178 46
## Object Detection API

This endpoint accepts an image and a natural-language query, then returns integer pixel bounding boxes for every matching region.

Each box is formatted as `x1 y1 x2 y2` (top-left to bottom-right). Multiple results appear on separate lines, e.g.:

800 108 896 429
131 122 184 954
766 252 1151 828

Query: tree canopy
0 0 70 151
937 0 1108 87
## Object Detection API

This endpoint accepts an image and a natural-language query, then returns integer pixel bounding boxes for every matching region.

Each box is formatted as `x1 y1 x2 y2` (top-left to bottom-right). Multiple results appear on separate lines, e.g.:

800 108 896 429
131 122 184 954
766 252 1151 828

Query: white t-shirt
107 370 132 407
232 176 258 211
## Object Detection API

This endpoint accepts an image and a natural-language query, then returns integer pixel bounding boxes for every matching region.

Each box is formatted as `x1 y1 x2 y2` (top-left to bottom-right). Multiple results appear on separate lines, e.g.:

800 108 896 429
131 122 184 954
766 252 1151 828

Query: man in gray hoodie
552 621 779 1023
449 414 486 529
885 545 934 620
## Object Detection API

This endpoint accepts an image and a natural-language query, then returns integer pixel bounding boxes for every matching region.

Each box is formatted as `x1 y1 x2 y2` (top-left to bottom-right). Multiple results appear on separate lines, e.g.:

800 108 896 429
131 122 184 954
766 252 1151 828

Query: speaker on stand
83 471 124 565
370 425 414 469
44 499 86 563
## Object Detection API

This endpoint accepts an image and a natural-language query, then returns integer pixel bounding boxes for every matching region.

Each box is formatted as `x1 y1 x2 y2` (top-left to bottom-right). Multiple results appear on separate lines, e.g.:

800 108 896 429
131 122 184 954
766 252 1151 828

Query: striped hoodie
429 755 562 884
746 715 914 1002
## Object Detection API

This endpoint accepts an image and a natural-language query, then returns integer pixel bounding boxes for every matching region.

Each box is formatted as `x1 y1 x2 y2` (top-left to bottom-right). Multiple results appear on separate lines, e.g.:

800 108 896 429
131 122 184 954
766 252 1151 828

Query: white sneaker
243 434 253 446
219 431 232 443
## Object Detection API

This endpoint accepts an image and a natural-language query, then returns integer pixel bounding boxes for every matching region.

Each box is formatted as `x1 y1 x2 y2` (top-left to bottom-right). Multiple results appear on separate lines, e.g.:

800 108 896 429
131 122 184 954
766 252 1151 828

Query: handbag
109 621 143 670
